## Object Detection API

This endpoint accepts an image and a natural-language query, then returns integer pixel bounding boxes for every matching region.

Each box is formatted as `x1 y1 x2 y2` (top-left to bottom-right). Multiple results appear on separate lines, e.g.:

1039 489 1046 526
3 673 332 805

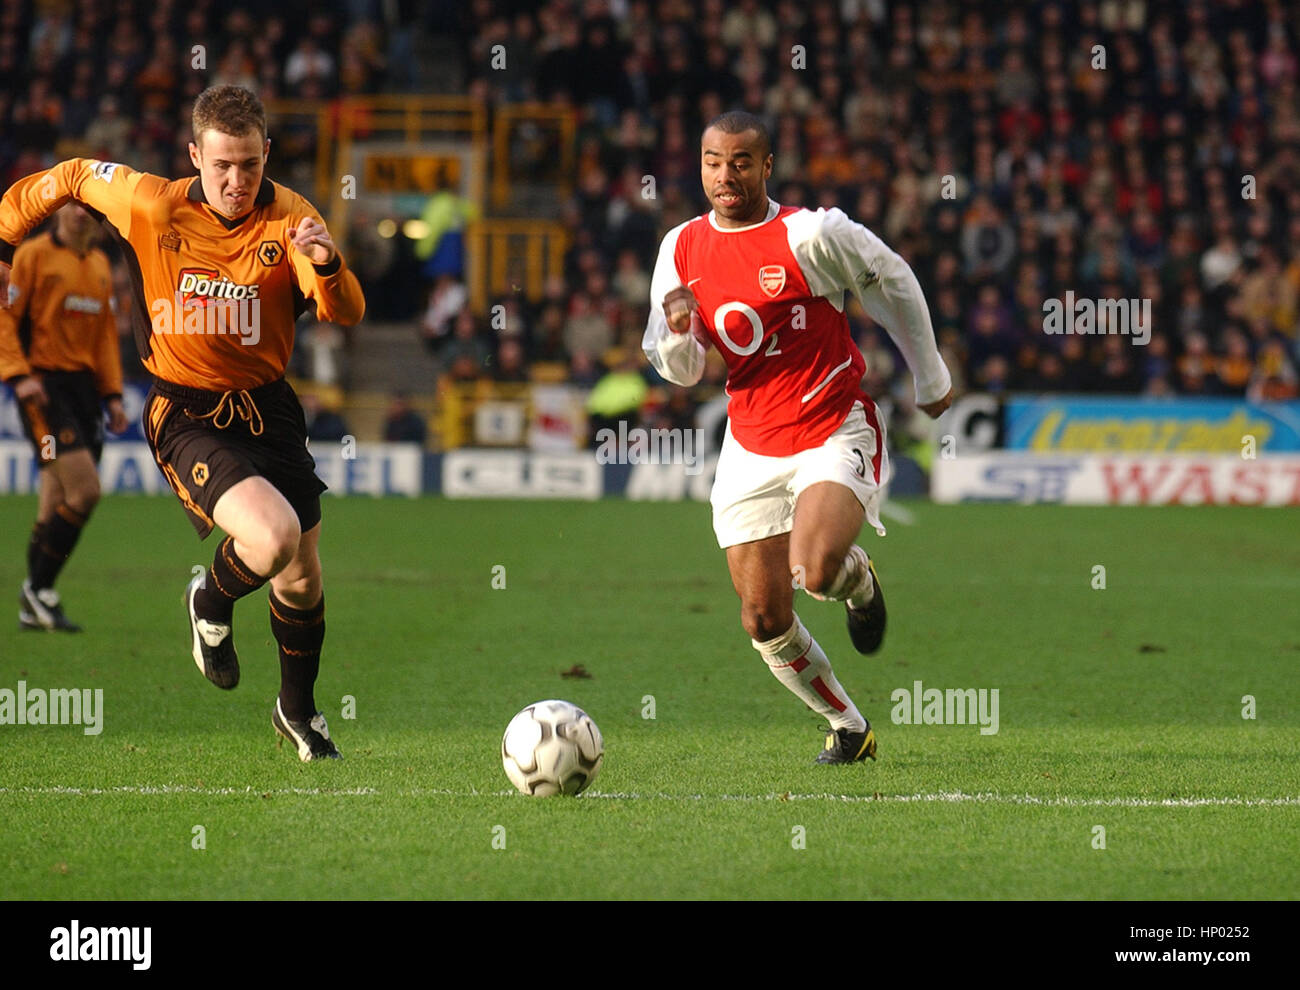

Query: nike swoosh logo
687 277 702 287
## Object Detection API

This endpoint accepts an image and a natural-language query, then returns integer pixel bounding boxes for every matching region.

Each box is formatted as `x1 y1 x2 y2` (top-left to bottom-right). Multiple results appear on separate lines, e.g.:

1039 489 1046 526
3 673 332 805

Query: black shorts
143 377 327 539
17 369 104 467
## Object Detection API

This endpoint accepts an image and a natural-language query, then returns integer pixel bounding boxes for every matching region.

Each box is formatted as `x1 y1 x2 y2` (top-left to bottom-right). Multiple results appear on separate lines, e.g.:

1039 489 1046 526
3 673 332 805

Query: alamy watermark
0 681 103 735
50 920 150 970
891 680 999 735
1042 291 1151 345
594 421 706 475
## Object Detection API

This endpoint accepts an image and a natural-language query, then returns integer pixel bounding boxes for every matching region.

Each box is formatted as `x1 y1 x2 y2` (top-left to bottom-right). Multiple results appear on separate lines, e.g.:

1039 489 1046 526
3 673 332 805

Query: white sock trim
846 545 876 610
805 545 874 604
752 616 810 663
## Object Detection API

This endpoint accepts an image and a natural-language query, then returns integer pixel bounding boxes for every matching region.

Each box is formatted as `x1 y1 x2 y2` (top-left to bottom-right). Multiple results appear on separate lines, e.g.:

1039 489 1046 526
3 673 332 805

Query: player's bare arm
105 396 128 434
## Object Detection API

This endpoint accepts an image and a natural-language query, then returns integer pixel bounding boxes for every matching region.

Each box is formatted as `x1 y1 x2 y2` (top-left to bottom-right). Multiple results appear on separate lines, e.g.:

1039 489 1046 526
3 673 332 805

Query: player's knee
66 482 100 518
741 603 792 643
797 551 843 597
262 515 302 574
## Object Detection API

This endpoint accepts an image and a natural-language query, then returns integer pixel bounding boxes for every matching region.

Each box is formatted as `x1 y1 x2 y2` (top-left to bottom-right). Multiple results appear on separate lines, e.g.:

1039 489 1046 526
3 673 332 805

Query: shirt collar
708 198 780 232
187 176 275 228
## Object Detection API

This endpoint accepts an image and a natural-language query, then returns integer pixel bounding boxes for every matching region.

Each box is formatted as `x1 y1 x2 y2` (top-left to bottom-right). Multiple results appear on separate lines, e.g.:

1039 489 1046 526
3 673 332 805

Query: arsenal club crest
759 265 786 298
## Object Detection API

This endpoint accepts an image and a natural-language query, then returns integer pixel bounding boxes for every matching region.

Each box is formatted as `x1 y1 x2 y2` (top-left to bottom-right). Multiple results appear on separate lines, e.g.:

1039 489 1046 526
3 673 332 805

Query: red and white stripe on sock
753 615 866 732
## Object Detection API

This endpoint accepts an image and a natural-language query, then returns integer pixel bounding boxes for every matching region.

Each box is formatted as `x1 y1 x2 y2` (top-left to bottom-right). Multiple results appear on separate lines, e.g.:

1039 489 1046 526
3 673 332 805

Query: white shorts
710 401 890 548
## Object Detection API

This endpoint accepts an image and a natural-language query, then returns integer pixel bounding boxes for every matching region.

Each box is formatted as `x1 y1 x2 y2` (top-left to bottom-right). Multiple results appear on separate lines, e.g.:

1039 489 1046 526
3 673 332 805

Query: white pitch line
0 785 380 796
590 791 1300 808
0 785 1297 808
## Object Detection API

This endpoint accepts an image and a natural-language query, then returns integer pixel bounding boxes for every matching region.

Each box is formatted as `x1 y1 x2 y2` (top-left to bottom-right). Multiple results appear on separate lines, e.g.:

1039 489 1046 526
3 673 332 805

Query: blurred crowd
0 1 410 190
3 0 1299 422
456 0 1300 405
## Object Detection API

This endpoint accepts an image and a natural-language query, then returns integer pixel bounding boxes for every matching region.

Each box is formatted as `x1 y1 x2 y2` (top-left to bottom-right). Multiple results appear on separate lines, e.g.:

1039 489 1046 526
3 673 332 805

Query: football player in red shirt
644 111 953 763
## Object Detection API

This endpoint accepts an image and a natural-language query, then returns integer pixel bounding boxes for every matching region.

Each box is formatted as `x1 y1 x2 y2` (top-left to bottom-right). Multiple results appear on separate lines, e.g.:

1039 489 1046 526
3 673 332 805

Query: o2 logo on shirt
714 301 782 358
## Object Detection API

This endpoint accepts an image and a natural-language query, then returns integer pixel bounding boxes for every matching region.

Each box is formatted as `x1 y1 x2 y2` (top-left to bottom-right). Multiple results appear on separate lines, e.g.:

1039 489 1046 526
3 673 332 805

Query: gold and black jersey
0 229 121 396
0 158 365 390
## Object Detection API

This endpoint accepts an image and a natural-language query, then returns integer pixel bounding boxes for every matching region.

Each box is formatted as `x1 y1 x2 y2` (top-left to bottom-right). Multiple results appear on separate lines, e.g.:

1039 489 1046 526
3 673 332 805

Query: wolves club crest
759 265 786 298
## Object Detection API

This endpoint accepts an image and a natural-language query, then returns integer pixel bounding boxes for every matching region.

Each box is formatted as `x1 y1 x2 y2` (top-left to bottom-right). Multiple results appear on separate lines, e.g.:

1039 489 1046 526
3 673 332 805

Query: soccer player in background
0 203 129 631
643 111 953 764
0 85 366 760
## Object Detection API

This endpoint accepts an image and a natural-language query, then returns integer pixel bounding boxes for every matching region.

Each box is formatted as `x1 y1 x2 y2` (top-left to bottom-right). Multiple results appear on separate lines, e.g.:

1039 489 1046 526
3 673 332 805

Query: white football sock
754 615 866 732
805 544 875 609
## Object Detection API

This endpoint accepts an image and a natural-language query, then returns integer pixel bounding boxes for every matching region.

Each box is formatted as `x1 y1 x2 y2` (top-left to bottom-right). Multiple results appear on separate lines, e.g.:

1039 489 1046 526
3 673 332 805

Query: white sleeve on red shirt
642 218 708 386
785 207 953 406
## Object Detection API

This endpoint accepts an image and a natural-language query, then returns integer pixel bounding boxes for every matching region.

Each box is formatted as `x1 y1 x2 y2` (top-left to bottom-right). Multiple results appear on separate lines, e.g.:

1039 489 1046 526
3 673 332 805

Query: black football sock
29 504 89 590
269 590 324 722
27 521 47 584
193 536 267 623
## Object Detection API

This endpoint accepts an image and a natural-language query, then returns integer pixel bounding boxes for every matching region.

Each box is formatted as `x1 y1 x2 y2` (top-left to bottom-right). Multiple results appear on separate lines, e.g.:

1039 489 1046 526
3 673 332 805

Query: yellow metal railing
491 104 577 209
266 96 489 234
264 97 576 319
438 380 535 450
465 219 570 313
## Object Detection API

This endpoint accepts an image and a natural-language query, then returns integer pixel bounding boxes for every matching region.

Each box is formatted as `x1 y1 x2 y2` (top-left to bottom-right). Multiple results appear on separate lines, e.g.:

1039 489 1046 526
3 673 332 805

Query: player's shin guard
805 544 875 609
194 536 268 623
28 504 89 590
754 615 865 732
269 590 324 723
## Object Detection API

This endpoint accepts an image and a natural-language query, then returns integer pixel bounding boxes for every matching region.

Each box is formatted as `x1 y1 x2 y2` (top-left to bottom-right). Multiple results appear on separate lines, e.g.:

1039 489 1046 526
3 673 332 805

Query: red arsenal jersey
643 199 950 457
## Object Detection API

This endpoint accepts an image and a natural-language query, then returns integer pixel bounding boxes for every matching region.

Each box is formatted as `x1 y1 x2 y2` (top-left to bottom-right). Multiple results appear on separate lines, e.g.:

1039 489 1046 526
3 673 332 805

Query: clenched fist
662 285 699 334
288 217 338 266
919 388 954 419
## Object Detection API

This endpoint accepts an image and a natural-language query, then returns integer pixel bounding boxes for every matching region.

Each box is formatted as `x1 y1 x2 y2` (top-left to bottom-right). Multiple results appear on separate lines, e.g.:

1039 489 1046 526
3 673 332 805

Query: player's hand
919 388 954 419
105 396 129 434
663 286 699 334
288 217 338 266
14 375 46 406
0 261 10 308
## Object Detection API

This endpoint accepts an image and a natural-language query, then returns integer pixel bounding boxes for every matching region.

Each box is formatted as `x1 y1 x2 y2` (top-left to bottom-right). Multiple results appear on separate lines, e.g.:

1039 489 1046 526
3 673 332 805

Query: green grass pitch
0 494 1296 899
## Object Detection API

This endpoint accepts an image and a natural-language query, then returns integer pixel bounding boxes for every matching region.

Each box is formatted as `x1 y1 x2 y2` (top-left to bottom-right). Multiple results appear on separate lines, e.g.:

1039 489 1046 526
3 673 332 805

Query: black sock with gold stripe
29 504 88 590
269 590 324 722
193 536 267 623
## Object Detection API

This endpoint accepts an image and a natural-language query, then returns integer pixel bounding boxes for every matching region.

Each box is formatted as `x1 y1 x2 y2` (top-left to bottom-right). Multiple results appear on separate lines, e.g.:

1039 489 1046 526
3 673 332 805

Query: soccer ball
501 700 604 797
